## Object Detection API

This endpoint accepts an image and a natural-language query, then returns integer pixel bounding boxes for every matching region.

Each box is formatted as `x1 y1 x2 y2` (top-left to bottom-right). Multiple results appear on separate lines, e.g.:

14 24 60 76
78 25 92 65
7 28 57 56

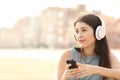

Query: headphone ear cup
95 25 106 40
95 17 106 40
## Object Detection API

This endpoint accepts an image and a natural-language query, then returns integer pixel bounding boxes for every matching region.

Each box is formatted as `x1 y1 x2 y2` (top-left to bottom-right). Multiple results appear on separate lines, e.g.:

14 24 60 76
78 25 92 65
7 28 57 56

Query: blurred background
0 0 120 80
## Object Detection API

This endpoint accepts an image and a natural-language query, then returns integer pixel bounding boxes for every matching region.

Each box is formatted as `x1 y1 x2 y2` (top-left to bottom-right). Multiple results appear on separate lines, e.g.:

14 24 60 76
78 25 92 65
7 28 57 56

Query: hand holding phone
66 58 78 69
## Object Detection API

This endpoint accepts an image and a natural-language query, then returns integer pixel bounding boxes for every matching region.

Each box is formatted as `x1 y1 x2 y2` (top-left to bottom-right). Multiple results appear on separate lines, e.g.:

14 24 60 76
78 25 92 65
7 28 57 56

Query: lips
78 40 85 43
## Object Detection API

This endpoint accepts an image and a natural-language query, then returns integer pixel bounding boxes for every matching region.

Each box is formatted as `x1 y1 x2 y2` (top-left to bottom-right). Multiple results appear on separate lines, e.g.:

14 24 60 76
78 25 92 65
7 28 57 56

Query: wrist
95 66 101 74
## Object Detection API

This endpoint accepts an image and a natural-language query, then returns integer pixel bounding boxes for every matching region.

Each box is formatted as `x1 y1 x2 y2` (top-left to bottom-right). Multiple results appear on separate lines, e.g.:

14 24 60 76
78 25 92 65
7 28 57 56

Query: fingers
64 64 78 77
65 64 71 69
65 63 93 78
77 68 88 78
69 69 78 75
77 63 84 68
77 72 89 78
77 67 86 73
63 68 78 79
76 64 96 78
67 67 88 78
65 63 97 79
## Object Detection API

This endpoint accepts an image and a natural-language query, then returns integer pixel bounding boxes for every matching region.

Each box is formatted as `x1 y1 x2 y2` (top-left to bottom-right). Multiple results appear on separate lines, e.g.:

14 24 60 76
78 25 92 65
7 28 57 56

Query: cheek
86 32 96 41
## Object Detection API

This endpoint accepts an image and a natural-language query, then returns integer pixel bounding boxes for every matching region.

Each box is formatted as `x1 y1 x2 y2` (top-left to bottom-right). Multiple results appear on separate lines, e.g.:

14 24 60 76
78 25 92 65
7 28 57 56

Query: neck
82 45 95 56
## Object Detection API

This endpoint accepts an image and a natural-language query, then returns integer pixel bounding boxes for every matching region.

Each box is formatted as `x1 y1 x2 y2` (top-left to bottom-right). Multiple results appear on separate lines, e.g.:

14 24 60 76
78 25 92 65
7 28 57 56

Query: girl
57 14 120 80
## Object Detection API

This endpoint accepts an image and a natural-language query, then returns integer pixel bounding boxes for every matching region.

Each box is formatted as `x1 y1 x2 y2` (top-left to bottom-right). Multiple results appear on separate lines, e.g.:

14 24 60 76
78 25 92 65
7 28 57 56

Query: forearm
96 66 120 79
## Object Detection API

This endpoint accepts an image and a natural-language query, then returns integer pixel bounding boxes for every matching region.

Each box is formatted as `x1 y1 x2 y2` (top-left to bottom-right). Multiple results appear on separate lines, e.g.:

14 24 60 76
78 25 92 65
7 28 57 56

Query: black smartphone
66 58 78 69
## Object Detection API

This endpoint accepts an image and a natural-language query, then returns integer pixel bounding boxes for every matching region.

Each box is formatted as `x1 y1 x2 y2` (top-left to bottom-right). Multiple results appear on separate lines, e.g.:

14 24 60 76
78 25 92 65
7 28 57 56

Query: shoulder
58 48 73 66
57 49 72 73
60 48 72 61
109 51 120 69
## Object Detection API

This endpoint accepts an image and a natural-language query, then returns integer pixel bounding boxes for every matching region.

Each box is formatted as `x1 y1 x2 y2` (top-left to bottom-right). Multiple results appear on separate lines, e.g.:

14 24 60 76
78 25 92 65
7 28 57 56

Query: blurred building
13 16 40 48
0 4 120 49
38 5 87 48
0 28 22 48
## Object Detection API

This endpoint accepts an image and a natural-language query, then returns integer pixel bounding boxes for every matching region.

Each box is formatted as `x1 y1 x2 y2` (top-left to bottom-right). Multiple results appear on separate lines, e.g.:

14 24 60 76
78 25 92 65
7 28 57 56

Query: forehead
75 22 91 29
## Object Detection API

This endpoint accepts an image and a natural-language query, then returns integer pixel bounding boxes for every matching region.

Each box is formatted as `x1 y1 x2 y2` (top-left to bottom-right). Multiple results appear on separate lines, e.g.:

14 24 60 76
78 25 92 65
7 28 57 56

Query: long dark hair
74 14 111 79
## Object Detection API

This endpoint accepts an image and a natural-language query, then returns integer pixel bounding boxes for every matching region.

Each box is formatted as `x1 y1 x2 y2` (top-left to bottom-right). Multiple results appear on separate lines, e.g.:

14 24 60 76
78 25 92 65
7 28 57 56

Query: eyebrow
81 27 87 29
75 27 87 30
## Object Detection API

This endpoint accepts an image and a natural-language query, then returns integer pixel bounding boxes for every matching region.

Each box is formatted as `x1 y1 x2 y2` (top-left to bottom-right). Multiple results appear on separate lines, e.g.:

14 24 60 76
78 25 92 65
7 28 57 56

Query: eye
82 29 87 32
75 30 79 34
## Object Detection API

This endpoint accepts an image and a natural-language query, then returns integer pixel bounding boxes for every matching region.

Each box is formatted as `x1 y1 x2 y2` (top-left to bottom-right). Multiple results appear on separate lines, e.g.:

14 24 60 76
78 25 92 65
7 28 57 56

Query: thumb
65 64 71 69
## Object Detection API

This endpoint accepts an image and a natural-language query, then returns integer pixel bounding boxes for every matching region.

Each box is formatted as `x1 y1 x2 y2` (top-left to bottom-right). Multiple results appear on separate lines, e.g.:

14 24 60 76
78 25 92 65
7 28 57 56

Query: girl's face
74 22 96 49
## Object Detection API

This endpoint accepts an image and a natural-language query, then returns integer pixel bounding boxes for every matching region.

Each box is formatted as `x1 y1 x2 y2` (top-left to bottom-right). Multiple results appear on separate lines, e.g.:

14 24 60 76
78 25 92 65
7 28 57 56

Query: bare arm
76 52 120 79
96 66 120 79
57 49 70 80
96 52 120 79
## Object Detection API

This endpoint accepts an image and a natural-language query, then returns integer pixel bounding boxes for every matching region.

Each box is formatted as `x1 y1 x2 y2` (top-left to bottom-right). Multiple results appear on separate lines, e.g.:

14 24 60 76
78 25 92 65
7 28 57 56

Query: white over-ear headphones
95 17 106 40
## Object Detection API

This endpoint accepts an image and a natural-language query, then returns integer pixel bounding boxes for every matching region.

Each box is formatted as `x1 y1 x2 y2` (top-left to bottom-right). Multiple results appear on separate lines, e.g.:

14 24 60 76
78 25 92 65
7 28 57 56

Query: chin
78 45 85 48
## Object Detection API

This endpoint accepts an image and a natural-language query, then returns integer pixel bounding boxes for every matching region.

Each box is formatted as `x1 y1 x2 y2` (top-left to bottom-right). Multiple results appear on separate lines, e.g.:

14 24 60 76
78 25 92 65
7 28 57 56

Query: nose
77 32 83 38
75 32 83 40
